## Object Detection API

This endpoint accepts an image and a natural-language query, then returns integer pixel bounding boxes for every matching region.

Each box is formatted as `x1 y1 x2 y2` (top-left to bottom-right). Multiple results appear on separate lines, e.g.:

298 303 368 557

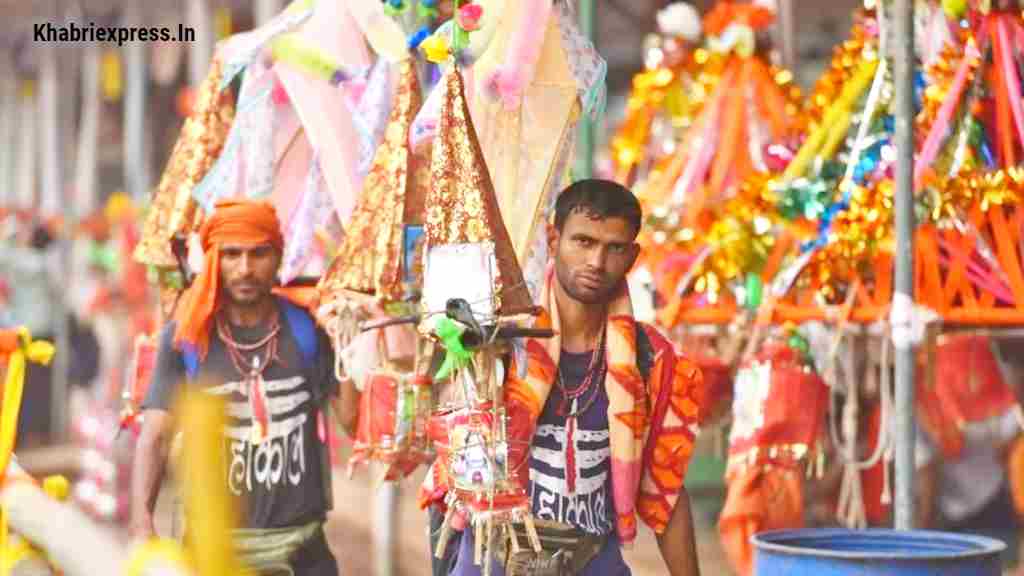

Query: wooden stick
474 519 484 566
434 507 455 560
522 515 542 553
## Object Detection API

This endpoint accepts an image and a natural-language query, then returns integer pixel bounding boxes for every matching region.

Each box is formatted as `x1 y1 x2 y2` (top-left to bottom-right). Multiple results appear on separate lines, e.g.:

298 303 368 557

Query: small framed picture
402 225 425 286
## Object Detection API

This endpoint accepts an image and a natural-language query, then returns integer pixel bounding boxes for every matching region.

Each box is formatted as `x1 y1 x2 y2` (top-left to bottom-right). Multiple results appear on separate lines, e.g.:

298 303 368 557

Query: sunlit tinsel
644 174 779 302
922 167 1024 223
611 48 723 183
803 10 879 129
801 179 895 303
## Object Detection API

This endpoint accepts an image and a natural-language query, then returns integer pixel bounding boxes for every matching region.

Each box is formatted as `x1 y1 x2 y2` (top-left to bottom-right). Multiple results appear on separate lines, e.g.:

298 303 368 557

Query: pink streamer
485 0 553 110
937 237 1015 304
914 41 978 190
996 17 1024 161
671 71 731 206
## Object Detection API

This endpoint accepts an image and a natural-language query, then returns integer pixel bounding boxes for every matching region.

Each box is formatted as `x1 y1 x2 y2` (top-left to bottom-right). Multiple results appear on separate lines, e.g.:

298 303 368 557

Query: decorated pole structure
575 0 596 179
891 0 917 530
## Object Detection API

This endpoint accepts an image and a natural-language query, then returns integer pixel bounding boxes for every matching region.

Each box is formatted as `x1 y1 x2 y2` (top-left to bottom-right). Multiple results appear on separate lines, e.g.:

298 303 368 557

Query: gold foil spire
134 57 234 269
319 59 423 302
424 67 534 315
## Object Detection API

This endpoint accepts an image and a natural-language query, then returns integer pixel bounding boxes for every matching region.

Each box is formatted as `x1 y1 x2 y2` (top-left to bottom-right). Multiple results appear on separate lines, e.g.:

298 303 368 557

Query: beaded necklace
555 324 608 496
215 312 282 443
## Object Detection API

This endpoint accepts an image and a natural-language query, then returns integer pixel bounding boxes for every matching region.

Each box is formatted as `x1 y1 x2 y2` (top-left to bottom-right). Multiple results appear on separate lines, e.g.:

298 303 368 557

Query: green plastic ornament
433 317 473 381
744 274 763 312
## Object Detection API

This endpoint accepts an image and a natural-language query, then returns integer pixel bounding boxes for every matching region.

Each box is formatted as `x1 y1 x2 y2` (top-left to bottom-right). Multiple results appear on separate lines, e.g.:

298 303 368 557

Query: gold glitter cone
424 67 534 315
319 58 423 302
134 56 235 269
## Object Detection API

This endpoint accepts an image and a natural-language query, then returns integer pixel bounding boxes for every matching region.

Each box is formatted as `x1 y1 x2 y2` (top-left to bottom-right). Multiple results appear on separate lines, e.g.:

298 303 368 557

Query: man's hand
130 409 173 542
656 485 701 576
131 514 157 543
331 377 360 438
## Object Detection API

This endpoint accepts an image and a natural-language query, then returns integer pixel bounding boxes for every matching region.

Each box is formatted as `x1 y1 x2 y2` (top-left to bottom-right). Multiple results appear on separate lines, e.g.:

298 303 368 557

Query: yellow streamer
179 393 249 576
782 58 879 181
0 328 55 576
125 539 192 576
0 329 55 479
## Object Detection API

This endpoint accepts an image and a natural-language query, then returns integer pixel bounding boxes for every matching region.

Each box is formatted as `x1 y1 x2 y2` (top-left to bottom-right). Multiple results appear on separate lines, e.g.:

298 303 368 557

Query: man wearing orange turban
130 199 357 575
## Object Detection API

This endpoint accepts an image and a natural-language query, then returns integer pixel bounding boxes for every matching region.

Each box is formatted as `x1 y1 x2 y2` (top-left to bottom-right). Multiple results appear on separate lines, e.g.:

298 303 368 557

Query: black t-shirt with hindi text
528 349 615 536
144 300 339 530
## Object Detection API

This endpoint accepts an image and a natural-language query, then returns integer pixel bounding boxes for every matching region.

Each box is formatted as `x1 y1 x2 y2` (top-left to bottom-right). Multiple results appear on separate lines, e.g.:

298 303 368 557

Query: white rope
829 326 894 529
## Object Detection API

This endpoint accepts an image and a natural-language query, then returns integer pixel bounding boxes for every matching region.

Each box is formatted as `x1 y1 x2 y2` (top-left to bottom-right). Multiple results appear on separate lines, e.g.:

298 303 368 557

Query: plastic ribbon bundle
634 0 804 332
608 2 704 188
911 3 1024 324
727 5 896 318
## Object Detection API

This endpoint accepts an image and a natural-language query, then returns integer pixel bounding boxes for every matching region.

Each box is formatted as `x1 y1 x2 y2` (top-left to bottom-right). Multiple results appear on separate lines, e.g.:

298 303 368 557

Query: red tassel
566 416 577 495
250 376 271 442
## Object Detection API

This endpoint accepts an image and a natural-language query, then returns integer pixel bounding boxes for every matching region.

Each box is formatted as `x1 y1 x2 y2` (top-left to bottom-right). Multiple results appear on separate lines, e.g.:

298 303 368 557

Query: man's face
549 211 640 305
218 243 280 306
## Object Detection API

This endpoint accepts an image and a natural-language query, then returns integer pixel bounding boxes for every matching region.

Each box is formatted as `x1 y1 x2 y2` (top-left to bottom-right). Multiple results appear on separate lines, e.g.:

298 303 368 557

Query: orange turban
173 199 284 360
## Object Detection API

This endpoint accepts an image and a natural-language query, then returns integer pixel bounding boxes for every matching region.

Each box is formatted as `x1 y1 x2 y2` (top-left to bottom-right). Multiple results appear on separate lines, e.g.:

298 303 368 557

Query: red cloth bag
915 334 1019 459
728 342 828 467
350 370 432 480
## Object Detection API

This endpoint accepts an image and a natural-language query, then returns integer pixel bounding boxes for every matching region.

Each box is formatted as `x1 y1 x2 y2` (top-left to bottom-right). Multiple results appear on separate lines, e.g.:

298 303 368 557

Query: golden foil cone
424 68 534 315
319 58 422 302
134 56 235 269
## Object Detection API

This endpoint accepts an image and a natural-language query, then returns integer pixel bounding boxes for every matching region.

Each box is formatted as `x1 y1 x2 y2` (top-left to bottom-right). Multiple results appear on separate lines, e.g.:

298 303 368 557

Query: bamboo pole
574 0 596 179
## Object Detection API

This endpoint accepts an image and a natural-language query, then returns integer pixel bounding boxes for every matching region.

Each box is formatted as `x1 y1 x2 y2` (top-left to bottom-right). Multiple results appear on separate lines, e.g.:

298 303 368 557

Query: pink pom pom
484 65 528 111
485 0 552 110
271 77 290 107
764 143 795 172
457 3 484 32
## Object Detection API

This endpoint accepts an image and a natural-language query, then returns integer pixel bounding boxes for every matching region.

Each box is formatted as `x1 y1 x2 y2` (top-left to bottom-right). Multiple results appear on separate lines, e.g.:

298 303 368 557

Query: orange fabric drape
718 466 804 576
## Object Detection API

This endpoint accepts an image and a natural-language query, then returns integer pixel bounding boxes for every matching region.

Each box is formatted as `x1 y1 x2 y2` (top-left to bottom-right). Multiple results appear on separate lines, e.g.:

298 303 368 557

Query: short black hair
554 179 643 236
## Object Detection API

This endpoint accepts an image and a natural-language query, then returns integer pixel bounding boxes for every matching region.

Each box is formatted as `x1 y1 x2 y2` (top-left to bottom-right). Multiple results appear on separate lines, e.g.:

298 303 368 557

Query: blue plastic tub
752 528 1005 575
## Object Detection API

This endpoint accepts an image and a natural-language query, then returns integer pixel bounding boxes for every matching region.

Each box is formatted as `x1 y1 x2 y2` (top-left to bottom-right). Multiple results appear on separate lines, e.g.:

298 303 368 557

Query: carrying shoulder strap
279 298 318 370
278 298 334 510
182 343 200 382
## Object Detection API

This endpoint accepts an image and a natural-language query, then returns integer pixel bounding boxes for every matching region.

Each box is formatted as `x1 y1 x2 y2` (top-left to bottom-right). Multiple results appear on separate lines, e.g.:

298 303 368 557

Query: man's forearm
131 430 168 538
332 378 360 437
656 486 701 576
